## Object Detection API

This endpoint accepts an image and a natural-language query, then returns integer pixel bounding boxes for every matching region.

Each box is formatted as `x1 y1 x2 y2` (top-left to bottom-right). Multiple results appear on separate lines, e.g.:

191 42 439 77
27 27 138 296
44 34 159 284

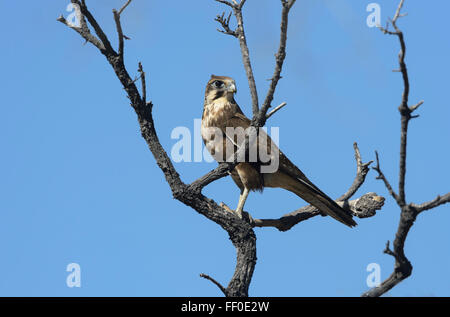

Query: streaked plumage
201 75 356 227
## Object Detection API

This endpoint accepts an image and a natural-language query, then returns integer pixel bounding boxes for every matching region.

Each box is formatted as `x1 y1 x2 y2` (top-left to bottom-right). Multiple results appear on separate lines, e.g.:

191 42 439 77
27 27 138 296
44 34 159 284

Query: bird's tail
288 177 357 228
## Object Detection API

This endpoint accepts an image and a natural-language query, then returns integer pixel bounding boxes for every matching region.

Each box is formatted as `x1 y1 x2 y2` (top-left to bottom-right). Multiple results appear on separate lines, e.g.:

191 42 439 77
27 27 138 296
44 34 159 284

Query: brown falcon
201 75 356 227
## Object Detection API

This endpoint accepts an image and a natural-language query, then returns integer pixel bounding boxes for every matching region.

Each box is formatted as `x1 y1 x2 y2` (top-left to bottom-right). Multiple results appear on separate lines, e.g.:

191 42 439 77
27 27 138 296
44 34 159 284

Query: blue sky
0 0 448 296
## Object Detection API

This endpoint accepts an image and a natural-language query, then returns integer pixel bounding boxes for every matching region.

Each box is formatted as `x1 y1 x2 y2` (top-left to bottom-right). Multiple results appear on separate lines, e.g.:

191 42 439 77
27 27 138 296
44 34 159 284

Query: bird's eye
213 80 224 88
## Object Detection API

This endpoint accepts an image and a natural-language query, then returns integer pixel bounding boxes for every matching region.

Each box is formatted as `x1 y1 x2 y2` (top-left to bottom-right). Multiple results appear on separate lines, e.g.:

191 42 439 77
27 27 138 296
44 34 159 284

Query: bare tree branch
252 193 384 231
363 0 449 297
372 151 402 205
252 143 383 231
215 0 235 8
118 0 132 15
411 193 450 213
76 0 116 55
215 0 261 117
257 0 296 126
113 0 134 57
362 207 414 297
392 0 406 26
189 163 235 193
338 142 373 201
383 240 401 262
409 100 424 114
232 3 259 116
138 62 147 105
200 273 228 296
113 10 124 58
265 102 287 120
215 12 237 37
57 2 105 51
59 0 257 297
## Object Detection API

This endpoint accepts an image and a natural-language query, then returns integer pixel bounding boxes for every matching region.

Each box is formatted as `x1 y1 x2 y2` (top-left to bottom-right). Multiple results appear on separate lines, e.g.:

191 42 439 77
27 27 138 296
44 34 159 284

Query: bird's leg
235 187 250 219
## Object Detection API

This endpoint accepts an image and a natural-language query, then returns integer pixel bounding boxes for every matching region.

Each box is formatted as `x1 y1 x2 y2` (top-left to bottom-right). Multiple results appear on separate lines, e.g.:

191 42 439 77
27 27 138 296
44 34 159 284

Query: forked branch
363 0 449 297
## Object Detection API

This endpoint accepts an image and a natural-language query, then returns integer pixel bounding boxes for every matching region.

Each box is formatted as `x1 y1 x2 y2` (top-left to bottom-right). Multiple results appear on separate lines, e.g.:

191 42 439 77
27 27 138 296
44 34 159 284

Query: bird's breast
201 98 235 128
201 98 236 161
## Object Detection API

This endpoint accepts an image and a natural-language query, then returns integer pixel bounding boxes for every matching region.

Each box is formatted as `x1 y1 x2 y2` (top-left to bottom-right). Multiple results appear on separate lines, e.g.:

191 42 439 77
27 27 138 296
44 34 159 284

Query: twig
265 102 287 120
234 6 259 116
215 12 237 37
409 100 424 113
411 193 450 213
372 151 402 205
189 163 235 193
215 0 235 8
57 2 105 51
113 11 124 58
138 62 147 105
119 0 133 15
378 0 405 34
113 0 133 59
392 0 406 26
383 241 399 260
76 0 115 55
200 273 228 296
337 142 373 201
257 0 296 125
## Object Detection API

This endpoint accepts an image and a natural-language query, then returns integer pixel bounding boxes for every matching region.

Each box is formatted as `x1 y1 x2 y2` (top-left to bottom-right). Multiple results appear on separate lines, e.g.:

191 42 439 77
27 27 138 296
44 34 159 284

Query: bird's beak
228 83 237 94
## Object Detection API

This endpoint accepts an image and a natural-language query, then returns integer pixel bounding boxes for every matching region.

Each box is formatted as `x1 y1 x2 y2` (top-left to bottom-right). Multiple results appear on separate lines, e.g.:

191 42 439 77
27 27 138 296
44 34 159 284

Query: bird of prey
201 75 356 227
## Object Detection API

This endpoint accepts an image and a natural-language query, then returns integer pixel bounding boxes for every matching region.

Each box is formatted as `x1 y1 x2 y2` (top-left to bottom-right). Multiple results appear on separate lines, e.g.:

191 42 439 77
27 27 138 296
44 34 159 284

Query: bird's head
205 75 237 102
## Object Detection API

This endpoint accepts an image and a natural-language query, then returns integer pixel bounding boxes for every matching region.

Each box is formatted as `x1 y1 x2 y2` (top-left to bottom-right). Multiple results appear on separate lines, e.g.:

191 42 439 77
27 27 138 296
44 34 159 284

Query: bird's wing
221 111 251 162
226 109 251 127
225 108 356 227
278 151 324 194
224 111 301 177
225 110 322 190
224 112 302 178
277 146 357 227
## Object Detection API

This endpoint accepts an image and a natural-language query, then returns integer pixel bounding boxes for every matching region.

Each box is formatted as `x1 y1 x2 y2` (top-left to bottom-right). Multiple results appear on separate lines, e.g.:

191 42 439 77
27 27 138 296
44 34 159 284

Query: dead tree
58 0 384 297
362 0 450 297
